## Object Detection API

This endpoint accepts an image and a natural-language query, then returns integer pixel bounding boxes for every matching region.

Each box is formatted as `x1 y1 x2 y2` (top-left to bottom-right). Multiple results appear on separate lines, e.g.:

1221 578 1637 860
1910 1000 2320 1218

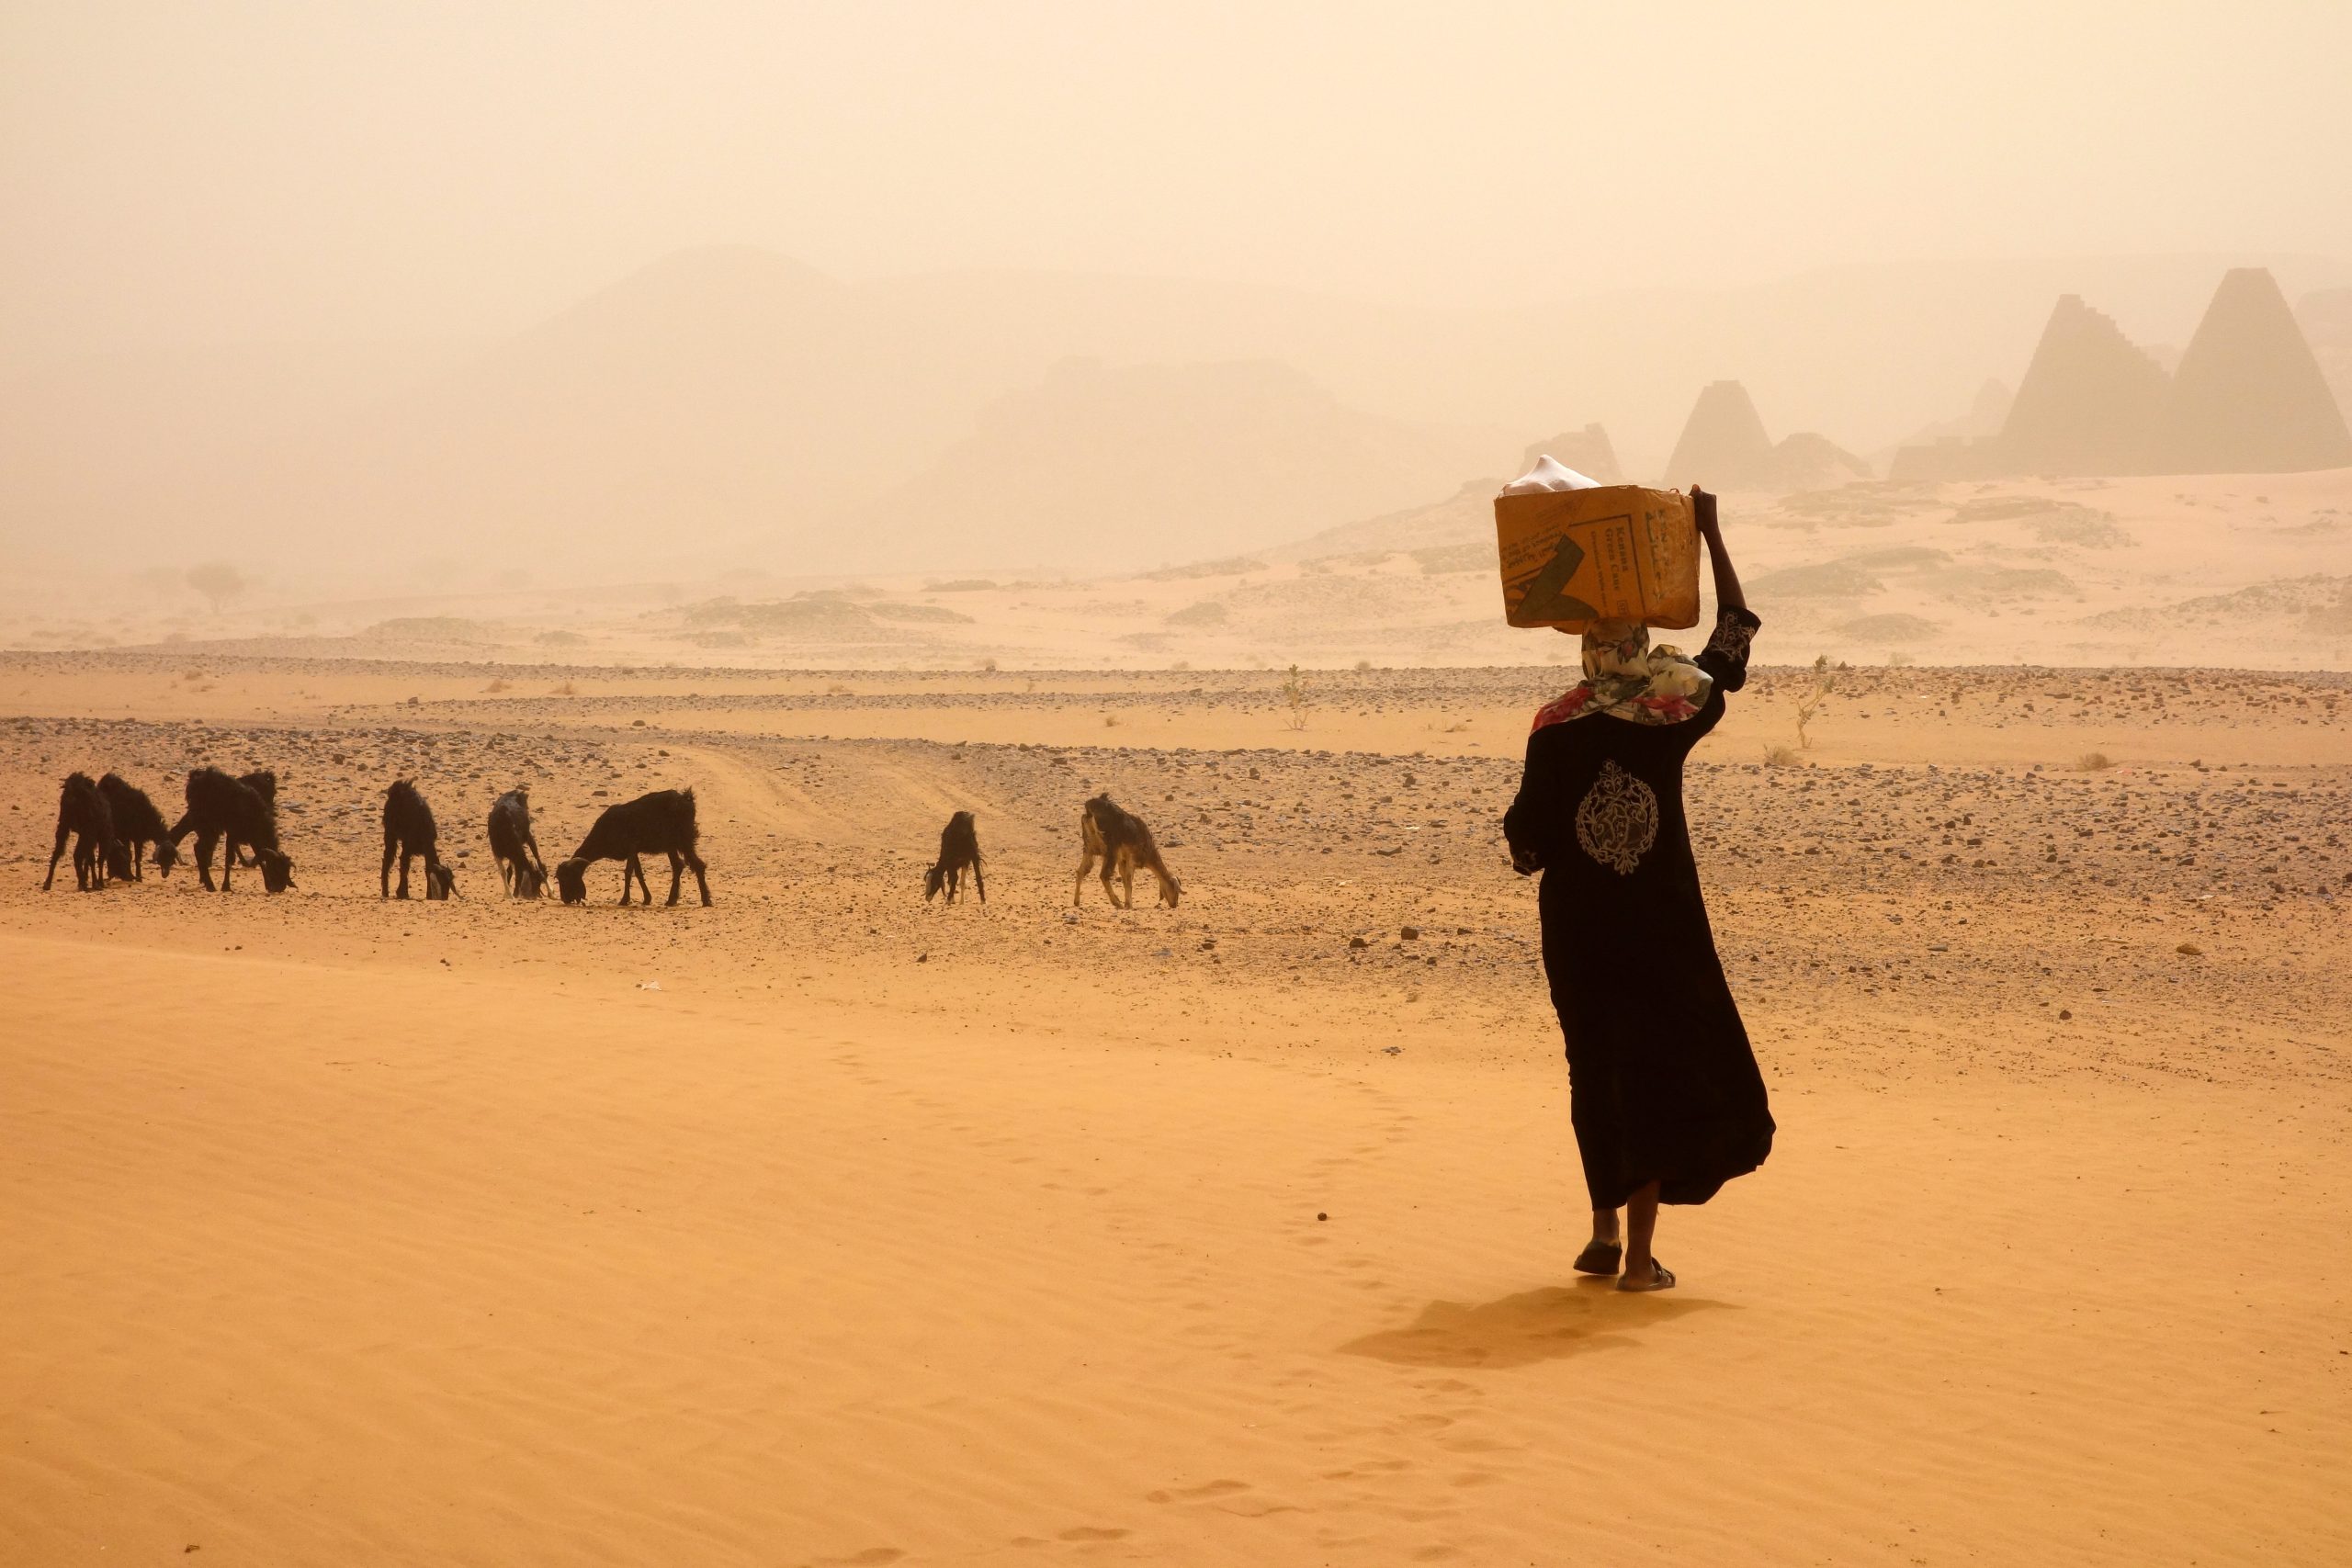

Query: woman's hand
1692 487 1746 613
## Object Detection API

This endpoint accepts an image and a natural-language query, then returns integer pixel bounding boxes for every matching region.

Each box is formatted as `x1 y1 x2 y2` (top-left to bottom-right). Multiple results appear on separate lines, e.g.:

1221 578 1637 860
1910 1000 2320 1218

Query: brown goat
1073 793 1180 909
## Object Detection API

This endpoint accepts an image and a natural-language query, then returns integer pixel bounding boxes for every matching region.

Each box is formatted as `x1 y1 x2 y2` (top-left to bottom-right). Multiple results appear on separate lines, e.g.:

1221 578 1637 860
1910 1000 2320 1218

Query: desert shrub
1795 654 1844 749
186 560 248 613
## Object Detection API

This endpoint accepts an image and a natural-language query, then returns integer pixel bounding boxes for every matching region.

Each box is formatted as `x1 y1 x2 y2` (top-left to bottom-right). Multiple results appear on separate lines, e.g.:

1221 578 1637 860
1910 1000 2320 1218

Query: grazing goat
556 788 710 907
381 778 457 899
43 773 131 891
169 767 295 892
487 787 547 897
1073 793 1181 909
97 773 178 879
924 810 986 905
230 769 277 867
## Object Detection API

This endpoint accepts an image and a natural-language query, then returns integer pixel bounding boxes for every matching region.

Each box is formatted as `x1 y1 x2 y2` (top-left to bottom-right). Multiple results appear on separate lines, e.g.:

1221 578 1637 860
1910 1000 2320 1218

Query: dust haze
5 1 2351 648
9 7 2352 1566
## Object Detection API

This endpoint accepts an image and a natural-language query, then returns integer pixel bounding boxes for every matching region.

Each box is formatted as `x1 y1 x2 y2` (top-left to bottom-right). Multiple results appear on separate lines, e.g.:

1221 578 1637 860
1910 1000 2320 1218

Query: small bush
552 681 577 696
1764 744 1803 767
1282 664 1309 731
2076 750 2116 772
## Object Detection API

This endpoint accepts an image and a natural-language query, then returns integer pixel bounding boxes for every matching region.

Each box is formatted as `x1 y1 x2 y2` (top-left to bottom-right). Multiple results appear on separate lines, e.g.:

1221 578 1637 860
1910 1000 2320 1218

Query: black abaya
1501 606 1773 1208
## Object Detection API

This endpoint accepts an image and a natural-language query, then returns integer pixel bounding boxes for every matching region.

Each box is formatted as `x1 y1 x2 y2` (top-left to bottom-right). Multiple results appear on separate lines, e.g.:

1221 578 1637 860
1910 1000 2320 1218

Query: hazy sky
6 0 2348 355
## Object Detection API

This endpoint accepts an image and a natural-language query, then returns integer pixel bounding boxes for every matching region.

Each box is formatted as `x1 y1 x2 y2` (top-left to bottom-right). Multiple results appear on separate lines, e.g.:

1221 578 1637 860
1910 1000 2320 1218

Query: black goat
97 773 179 879
229 770 277 867
43 773 131 891
556 788 710 907
487 787 547 897
381 778 457 899
169 767 295 893
924 810 985 905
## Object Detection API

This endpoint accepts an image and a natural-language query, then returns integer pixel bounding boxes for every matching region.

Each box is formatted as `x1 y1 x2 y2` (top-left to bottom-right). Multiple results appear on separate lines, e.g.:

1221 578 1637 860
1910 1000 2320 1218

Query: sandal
1616 1258 1676 1293
1572 1239 1623 1276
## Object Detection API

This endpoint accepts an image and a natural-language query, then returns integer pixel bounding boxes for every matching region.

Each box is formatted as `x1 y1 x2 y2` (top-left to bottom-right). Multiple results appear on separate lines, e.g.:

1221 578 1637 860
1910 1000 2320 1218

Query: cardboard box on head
1494 482 1700 632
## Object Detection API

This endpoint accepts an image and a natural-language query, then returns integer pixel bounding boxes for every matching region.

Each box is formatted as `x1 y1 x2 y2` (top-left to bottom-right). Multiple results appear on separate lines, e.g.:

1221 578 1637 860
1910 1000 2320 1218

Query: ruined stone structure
2152 268 2352 473
1998 294 2171 477
1661 380 1872 491
1517 423 1624 485
1891 270 2351 481
1663 380 1776 489
2298 288 2352 416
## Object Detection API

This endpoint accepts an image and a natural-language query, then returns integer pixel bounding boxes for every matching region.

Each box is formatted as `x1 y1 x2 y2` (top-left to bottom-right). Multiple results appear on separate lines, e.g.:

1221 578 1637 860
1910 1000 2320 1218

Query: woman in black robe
1501 488 1772 1292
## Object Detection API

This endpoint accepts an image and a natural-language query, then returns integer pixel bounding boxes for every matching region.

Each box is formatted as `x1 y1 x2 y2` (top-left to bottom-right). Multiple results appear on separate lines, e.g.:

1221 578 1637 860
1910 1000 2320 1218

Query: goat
924 810 985 905
229 770 277 867
168 767 295 892
381 778 457 899
179 769 282 880
1073 793 1180 909
487 787 547 897
97 773 178 879
556 788 710 907
43 773 131 891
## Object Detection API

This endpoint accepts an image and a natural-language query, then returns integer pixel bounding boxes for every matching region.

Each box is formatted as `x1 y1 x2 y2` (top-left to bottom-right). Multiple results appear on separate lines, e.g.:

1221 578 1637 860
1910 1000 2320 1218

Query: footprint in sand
1146 1478 1251 1504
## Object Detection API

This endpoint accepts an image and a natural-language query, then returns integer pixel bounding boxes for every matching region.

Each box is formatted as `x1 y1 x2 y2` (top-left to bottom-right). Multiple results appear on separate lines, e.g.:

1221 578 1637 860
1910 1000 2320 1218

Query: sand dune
4 650 2349 1564
10 469 2349 672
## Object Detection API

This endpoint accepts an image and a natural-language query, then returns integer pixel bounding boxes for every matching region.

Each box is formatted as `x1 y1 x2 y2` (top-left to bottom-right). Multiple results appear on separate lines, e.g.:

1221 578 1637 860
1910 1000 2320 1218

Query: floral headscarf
1530 620 1714 730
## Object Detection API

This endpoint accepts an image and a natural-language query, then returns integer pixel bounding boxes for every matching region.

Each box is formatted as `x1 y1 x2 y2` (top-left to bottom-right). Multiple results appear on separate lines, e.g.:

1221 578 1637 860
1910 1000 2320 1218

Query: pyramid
2148 268 2352 473
2298 288 2352 414
1996 295 2171 477
1883 379 2011 481
1662 380 1776 488
1517 423 1624 485
1770 432 1873 491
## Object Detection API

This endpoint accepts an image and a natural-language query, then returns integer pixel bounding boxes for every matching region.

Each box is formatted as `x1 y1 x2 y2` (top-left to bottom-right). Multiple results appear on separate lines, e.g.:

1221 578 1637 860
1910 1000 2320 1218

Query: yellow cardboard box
1494 484 1700 631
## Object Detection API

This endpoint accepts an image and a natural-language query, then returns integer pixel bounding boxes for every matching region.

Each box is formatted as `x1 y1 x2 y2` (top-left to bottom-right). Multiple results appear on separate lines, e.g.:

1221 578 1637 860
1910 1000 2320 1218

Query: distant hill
8 245 2352 584
855 360 1504 573
1263 479 1493 562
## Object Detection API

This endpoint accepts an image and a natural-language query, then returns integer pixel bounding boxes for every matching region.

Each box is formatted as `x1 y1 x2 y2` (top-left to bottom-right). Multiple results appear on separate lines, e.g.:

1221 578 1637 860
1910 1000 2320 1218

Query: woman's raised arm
1693 487 1746 615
